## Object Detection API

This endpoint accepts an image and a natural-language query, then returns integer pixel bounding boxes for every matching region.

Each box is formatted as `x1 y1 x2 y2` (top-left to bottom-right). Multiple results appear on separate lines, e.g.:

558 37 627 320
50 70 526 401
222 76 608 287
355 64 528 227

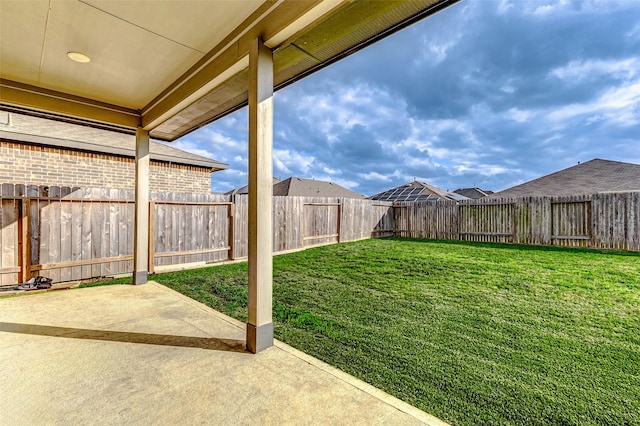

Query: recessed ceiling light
67 52 91 63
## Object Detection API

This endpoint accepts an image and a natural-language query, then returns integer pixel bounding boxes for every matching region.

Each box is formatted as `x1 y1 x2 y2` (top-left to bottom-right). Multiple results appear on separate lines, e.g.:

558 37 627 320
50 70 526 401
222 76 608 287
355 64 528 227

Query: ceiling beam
140 0 322 131
0 79 141 131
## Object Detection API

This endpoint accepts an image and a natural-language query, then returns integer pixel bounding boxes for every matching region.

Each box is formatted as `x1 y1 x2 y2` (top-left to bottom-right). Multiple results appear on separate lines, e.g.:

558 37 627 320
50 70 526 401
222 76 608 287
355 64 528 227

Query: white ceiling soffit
0 0 458 141
0 0 264 109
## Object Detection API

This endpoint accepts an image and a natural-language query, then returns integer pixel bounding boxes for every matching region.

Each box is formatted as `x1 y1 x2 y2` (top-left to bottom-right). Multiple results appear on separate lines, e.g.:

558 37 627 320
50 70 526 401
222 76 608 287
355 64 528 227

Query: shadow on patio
0 282 446 425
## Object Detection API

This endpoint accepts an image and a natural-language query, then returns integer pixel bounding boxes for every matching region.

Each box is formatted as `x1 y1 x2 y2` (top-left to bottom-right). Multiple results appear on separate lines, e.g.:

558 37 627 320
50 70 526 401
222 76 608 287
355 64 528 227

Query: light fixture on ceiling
67 51 91 63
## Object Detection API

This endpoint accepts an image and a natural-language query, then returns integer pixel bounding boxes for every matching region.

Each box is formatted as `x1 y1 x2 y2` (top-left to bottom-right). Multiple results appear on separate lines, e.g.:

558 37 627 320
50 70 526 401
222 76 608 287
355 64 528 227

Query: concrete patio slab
0 282 447 425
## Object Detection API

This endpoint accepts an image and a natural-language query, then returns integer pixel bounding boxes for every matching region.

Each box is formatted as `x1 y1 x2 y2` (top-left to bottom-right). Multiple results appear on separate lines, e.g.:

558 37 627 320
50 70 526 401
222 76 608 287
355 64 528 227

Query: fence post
337 203 342 243
148 201 155 274
20 198 32 283
393 204 401 237
457 203 462 241
301 202 306 248
228 202 235 260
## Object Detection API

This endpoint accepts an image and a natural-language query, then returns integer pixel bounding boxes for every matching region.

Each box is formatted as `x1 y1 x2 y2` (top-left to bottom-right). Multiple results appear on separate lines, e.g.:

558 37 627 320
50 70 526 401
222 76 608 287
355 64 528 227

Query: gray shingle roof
0 111 227 170
274 177 364 198
453 187 493 199
225 177 363 198
490 159 640 197
225 178 282 195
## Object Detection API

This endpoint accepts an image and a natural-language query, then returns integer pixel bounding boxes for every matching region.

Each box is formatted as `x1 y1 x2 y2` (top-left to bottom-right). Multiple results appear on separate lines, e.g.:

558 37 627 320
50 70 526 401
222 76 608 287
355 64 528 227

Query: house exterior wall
0 141 212 193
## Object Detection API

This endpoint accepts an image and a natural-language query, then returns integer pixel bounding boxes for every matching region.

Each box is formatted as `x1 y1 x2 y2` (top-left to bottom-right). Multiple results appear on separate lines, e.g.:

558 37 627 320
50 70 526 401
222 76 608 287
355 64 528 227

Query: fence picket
0 183 638 286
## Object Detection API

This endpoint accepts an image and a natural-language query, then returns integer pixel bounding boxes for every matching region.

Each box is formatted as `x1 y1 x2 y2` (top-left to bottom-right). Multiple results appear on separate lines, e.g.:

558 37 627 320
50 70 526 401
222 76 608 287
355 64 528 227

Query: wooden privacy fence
0 185 393 285
394 192 640 250
1 184 638 286
232 196 394 258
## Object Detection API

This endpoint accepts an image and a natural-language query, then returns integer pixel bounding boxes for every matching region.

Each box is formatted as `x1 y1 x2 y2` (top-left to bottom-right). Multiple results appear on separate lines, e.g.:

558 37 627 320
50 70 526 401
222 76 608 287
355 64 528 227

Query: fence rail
394 192 640 250
0 185 393 285
0 183 638 286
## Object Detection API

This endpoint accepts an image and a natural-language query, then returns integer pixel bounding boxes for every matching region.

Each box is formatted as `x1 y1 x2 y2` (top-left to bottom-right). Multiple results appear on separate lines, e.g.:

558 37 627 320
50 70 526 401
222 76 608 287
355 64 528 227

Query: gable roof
225 177 364 198
226 178 283 195
491 159 640 198
453 187 493 199
0 111 227 171
274 177 364 198
369 180 467 202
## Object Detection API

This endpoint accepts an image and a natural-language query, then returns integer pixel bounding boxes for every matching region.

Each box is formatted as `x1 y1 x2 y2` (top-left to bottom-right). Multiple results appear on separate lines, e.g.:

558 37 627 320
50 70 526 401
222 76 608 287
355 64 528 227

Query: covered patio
0 283 445 425
1 0 457 354
1 1 456 422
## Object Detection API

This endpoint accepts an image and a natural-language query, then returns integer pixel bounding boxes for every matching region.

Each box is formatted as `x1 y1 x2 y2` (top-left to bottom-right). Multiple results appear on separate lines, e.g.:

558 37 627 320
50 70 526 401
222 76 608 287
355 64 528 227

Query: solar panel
370 185 434 202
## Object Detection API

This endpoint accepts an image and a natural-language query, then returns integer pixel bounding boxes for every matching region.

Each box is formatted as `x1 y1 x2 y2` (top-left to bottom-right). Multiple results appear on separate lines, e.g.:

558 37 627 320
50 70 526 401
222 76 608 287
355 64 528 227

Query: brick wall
0 141 212 193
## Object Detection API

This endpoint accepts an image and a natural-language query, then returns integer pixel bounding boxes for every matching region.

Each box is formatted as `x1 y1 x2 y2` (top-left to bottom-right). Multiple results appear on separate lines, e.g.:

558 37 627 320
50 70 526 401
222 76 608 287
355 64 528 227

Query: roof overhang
0 0 459 142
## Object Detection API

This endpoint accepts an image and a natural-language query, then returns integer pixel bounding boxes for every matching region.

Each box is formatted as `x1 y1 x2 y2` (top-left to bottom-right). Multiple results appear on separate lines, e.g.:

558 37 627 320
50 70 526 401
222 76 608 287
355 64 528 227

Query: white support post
246 37 274 353
133 128 150 285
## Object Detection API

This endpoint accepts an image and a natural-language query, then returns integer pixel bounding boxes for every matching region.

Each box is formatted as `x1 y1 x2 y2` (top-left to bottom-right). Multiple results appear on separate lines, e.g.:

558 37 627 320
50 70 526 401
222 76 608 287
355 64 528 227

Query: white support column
246 37 274 353
133 127 150 285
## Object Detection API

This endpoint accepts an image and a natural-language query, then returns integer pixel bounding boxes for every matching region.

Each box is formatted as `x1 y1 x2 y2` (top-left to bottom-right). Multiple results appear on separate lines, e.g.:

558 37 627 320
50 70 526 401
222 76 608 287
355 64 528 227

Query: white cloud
532 3 557 16
549 81 640 126
541 134 562 145
360 171 393 182
551 58 640 82
221 169 246 179
322 167 339 175
523 0 636 17
426 39 457 63
628 23 640 41
273 149 316 175
166 140 218 161
309 175 360 191
273 158 290 174
200 128 245 151
418 27 464 65
470 165 508 176
501 84 516 94
497 0 513 15
333 178 360 190
505 107 533 123
281 82 406 143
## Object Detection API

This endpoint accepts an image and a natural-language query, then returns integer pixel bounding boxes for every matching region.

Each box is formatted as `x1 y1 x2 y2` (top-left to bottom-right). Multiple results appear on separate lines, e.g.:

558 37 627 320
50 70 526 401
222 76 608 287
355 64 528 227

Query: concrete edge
273 340 450 426
149 282 449 426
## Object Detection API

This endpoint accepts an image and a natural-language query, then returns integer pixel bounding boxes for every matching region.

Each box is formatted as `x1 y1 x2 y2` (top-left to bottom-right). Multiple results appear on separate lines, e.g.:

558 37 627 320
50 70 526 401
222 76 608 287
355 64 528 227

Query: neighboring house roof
453 187 493 199
0 111 227 171
225 178 283 195
369 180 467 202
225 177 363 198
274 177 365 198
490 158 640 198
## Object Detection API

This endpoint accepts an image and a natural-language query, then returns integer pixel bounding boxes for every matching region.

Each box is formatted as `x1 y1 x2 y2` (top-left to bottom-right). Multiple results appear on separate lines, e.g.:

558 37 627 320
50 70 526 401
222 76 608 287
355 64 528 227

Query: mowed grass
100 239 640 425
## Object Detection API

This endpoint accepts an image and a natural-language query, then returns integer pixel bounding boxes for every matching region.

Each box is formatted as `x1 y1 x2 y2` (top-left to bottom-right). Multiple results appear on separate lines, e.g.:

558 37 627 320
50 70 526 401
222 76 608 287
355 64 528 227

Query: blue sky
170 0 640 196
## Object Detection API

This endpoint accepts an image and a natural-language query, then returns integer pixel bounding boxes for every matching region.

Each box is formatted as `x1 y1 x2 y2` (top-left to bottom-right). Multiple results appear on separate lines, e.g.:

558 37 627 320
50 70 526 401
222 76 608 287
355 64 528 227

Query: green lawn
99 239 640 425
